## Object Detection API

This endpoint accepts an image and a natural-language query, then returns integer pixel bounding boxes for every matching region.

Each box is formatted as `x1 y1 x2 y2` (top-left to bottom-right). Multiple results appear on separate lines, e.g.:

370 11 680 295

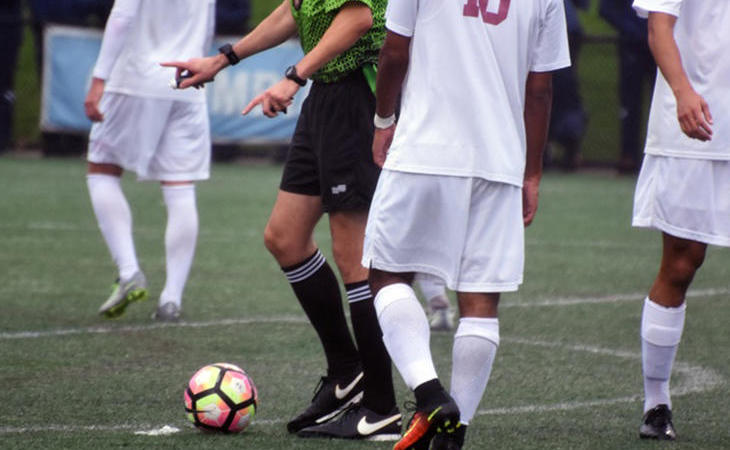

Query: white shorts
88 93 211 181
362 169 524 293
633 154 730 247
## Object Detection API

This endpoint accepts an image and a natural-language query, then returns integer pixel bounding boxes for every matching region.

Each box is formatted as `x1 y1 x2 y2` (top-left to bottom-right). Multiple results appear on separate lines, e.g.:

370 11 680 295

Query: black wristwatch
218 43 240 66
285 65 307 86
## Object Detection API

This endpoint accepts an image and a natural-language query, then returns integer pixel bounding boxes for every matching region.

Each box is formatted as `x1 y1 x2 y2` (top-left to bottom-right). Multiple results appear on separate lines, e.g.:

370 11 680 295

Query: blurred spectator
600 0 655 174
212 0 251 162
215 0 251 35
28 0 114 155
29 0 114 70
0 0 23 153
547 0 589 171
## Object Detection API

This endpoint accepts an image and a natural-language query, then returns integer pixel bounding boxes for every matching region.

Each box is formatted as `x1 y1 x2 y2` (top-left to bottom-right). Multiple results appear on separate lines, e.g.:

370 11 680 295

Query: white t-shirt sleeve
92 0 142 80
385 0 418 37
633 0 683 19
530 0 571 73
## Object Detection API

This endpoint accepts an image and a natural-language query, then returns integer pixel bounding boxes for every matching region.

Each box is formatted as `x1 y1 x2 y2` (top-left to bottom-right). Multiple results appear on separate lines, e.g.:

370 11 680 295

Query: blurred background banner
40 25 308 144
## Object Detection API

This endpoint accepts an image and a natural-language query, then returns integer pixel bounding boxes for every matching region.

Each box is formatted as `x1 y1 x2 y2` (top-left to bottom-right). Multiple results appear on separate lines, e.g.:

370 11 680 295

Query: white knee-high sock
160 184 198 307
87 174 139 280
415 273 447 303
641 297 686 412
374 283 438 389
450 317 499 425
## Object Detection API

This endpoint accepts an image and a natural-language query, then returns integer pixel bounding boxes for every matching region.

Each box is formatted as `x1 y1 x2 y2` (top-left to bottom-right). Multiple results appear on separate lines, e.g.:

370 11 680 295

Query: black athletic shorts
280 69 381 213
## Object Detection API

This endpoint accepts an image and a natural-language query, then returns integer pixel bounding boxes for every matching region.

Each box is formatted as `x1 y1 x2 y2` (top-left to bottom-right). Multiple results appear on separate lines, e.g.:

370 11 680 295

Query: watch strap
218 43 240 66
285 65 307 87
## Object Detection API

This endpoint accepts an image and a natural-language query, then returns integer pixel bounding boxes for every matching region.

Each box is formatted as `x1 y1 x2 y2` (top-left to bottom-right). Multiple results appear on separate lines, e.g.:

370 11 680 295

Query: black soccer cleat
297 404 401 441
394 396 460 450
639 404 677 440
286 371 364 433
431 423 466 450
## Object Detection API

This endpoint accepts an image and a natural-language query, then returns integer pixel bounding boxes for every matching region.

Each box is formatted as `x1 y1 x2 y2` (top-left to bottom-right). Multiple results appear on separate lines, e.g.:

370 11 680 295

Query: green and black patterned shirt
290 0 386 83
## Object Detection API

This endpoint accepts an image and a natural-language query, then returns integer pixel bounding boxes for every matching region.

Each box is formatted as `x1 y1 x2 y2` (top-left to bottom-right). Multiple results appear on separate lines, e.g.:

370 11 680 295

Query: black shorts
280 70 381 213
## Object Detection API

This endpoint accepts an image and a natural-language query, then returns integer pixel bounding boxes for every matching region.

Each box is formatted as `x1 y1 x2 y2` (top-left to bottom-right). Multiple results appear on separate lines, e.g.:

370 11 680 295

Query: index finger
242 95 264 115
160 61 189 70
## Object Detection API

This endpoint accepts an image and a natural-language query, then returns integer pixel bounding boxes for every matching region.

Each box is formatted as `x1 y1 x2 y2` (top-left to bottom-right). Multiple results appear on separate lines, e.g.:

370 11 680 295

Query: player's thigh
363 170 471 288
457 179 524 293
329 209 369 283
149 101 210 182
88 94 171 171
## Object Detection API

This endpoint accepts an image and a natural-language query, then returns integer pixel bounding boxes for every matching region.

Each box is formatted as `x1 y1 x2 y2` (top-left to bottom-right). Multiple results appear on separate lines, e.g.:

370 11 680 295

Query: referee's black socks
347 280 397 415
282 250 360 379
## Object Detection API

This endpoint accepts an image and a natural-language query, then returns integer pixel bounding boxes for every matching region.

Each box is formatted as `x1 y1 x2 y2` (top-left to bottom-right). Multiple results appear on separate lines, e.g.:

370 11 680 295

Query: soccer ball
184 363 258 433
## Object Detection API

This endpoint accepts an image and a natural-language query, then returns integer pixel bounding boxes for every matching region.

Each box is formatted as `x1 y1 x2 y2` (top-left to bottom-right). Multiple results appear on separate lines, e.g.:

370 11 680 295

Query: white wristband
374 113 396 129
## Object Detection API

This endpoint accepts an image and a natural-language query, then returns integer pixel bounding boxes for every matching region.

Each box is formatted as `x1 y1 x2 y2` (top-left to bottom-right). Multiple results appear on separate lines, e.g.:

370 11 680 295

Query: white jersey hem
645 147 730 161
381 165 523 187
104 86 206 103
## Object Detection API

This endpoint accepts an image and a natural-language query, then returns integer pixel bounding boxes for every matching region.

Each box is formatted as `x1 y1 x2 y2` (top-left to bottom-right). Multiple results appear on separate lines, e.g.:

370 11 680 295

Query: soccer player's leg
370 271 460 450
152 181 198 322
264 190 363 433
87 162 148 318
415 273 454 331
639 233 705 440
297 211 401 440
432 292 500 449
151 100 209 321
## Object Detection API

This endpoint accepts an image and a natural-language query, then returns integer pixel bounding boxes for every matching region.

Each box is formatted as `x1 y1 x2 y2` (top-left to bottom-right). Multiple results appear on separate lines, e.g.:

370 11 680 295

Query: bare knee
263 223 312 265
663 253 704 289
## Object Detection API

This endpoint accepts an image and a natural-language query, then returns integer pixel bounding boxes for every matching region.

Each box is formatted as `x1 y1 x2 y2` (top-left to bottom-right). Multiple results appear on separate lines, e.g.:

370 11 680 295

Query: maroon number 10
463 0 511 25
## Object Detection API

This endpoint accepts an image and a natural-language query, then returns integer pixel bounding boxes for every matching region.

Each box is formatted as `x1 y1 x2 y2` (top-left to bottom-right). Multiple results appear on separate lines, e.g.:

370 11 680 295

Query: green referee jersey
290 0 386 83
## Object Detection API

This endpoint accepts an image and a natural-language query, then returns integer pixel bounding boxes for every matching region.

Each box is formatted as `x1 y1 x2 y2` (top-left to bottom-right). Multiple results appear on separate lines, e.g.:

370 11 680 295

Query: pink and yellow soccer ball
184 363 258 433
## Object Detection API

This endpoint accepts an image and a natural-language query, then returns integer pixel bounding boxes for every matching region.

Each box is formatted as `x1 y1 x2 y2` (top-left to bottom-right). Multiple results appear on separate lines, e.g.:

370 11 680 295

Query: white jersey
383 0 570 186
93 0 215 103
634 0 730 159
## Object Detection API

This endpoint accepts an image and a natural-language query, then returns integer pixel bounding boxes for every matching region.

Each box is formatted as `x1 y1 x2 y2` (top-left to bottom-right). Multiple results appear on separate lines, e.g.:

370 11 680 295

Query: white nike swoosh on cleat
356 414 401 436
334 372 363 400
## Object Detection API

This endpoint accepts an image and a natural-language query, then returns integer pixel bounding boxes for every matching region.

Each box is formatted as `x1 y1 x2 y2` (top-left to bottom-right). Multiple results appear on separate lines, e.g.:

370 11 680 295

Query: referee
163 0 400 441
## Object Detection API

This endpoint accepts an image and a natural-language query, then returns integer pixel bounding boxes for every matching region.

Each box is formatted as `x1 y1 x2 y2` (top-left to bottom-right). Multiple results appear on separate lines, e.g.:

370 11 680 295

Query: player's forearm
231 0 298 62
294 3 373 79
648 12 692 97
375 32 410 117
523 72 553 181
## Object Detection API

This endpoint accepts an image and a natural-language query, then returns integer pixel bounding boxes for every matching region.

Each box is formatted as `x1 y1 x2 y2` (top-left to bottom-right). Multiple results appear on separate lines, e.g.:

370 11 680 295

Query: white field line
2 287 727 341
477 338 725 417
0 338 723 436
503 287 730 309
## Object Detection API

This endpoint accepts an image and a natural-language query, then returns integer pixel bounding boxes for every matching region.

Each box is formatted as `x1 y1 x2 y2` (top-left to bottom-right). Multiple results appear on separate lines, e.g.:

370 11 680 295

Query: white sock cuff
87 173 121 184
374 283 417 318
641 297 686 347
455 317 500 346
162 183 195 196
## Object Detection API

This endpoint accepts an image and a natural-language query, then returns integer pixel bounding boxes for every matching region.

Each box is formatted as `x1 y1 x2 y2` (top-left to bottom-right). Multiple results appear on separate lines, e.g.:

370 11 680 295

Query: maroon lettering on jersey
463 0 511 25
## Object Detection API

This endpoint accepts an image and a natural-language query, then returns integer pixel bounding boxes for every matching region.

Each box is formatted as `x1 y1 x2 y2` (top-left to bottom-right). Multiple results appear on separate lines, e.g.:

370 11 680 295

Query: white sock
641 297 686 412
374 283 438 390
87 174 139 280
159 184 198 307
415 273 448 304
450 317 499 425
